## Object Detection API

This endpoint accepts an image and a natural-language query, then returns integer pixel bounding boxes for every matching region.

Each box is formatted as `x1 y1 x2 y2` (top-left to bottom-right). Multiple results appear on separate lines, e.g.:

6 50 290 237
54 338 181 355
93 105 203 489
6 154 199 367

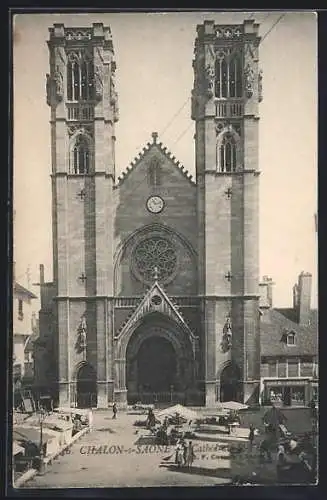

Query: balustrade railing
215 99 244 118
72 392 97 409
67 103 94 121
115 296 201 308
115 297 139 308
127 390 204 406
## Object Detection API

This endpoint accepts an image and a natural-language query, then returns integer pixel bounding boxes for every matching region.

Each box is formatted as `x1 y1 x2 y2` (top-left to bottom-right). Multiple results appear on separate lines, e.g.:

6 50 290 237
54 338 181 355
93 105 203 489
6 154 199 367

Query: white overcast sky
13 11 318 308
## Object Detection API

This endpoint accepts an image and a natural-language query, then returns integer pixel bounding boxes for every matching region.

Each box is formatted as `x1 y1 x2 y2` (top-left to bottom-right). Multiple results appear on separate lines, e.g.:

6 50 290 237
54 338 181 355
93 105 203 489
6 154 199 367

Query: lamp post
38 407 47 474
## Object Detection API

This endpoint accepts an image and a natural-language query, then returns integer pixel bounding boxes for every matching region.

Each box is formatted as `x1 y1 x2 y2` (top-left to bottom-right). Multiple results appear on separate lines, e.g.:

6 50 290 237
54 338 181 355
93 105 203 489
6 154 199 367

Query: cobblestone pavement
21 407 315 489
22 411 232 488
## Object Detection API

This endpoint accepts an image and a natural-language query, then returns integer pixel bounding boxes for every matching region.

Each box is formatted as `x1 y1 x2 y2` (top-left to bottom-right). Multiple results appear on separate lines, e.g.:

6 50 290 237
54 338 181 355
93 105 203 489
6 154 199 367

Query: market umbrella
220 401 249 411
13 441 25 456
156 404 199 421
13 426 57 445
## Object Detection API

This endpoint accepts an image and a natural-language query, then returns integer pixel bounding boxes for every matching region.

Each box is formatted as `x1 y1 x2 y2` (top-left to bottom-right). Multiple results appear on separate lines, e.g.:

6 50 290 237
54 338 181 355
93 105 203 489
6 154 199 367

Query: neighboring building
36 20 263 408
23 313 39 382
13 281 38 381
259 272 318 407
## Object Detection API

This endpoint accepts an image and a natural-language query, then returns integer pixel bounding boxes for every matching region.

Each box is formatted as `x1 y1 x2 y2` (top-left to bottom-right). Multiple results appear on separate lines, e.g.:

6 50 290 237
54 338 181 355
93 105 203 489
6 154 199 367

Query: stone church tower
191 20 262 405
35 19 262 408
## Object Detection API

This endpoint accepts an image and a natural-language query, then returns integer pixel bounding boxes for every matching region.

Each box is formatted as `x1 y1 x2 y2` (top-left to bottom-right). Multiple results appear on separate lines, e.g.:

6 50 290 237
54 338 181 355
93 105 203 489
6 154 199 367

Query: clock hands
147 196 164 213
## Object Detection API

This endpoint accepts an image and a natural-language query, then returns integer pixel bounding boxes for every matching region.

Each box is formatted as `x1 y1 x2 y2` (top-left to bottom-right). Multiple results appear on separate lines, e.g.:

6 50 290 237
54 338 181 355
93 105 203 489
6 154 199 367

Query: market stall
13 425 61 458
53 407 93 431
154 405 199 445
25 414 73 446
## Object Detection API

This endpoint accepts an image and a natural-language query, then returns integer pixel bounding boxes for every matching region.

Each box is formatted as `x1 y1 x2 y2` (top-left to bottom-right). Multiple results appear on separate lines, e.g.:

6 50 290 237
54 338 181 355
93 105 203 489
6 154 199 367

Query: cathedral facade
35 19 263 408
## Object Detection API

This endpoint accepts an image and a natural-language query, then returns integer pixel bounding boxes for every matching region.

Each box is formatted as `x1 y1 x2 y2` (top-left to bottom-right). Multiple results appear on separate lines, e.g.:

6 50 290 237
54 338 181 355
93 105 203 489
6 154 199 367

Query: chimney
39 264 45 285
297 271 312 326
259 276 274 308
293 283 299 309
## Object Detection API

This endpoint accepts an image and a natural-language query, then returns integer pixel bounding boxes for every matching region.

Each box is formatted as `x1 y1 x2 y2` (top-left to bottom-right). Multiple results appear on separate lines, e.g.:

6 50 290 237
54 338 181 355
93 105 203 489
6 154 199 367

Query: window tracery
67 51 94 101
71 134 91 174
215 50 242 99
217 131 238 172
132 237 177 284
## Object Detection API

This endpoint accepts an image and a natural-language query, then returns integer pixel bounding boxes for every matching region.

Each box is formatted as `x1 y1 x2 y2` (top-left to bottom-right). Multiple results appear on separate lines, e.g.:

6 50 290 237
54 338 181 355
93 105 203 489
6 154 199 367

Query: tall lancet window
67 51 94 101
215 50 243 99
218 132 237 173
148 159 162 187
72 135 90 174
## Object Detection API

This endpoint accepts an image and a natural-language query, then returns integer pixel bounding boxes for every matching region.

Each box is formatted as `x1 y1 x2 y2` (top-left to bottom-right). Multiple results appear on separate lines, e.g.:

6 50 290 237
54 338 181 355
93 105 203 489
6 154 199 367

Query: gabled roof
260 308 318 357
116 132 195 187
14 282 38 299
115 280 197 342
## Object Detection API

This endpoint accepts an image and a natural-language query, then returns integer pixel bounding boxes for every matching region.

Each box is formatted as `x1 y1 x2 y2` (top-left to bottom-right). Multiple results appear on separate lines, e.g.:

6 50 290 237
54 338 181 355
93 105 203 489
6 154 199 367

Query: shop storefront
262 378 313 407
311 380 318 403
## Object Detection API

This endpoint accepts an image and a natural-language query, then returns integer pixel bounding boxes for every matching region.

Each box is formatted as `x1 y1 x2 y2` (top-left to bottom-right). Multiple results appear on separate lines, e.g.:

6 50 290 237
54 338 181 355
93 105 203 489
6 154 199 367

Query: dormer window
281 329 296 346
287 332 296 346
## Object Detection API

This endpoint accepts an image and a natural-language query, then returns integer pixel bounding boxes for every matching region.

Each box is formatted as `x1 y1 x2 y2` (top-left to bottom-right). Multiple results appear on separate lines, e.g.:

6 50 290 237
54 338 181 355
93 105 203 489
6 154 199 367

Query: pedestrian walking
147 408 156 428
276 444 286 465
175 439 184 468
248 424 255 452
186 441 195 469
309 398 317 426
112 402 117 419
259 438 272 461
182 438 188 466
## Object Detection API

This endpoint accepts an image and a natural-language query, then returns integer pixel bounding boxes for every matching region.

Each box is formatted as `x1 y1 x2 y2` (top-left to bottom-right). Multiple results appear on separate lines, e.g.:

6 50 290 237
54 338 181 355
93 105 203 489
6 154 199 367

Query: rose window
132 237 177 283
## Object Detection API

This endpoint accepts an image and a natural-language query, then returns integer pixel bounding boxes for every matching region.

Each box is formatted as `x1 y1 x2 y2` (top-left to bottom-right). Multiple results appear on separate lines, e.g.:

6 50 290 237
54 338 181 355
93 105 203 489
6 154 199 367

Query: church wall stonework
38 20 262 408
204 174 232 296
114 150 197 253
113 149 197 298
243 172 260 295
66 179 87 296
115 232 196 297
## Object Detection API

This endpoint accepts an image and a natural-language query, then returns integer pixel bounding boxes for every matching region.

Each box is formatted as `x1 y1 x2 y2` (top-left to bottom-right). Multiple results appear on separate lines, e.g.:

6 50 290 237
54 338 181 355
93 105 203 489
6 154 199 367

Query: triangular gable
116 132 195 187
115 280 198 343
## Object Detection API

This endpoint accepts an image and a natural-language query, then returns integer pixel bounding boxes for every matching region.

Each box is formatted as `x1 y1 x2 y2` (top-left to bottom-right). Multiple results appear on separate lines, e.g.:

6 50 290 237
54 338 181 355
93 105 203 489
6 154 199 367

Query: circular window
132 237 177 284
151 295 162 306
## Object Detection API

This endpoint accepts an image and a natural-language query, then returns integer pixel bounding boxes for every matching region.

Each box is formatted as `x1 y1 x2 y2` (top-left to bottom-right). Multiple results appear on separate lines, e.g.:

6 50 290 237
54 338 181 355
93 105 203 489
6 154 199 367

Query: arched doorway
220 363 241 402
137 336 177 392
76 363 97 408
122 313 196 405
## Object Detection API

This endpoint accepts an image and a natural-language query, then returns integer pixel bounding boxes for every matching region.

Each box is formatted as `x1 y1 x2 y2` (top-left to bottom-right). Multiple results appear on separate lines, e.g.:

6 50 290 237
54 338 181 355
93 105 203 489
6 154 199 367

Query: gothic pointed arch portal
219 362 241 403
117 312 196 404
74 361 97 408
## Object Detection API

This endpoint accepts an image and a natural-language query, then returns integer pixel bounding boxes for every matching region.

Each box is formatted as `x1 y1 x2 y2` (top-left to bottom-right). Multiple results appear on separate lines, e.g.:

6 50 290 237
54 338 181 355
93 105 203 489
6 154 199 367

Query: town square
17 403 317 488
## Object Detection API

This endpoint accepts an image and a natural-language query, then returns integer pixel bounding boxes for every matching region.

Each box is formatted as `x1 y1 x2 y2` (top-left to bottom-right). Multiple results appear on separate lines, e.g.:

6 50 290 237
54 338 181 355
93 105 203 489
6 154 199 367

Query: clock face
146 195 164 214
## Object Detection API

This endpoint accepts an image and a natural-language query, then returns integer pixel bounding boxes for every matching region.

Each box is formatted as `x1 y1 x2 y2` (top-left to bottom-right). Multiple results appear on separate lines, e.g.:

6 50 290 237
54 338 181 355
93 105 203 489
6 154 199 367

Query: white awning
13 441 25 455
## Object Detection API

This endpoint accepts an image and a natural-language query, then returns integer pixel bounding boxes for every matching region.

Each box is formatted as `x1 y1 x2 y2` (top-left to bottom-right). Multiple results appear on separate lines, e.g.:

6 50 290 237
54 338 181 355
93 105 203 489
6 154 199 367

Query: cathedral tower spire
46 23 119 407
192 19 262 405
